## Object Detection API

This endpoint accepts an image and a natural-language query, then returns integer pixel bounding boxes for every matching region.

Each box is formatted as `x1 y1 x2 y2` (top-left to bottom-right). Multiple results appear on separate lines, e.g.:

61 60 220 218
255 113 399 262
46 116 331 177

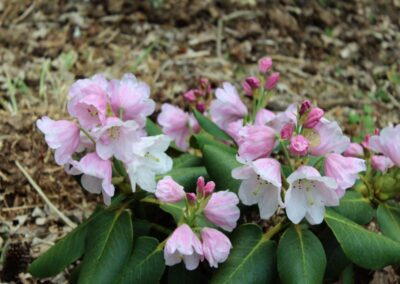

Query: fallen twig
15 161 77 229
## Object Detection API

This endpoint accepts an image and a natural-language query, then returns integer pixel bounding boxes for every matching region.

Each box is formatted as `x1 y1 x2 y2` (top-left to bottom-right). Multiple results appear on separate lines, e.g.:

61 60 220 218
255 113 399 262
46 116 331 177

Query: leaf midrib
295 226 308 283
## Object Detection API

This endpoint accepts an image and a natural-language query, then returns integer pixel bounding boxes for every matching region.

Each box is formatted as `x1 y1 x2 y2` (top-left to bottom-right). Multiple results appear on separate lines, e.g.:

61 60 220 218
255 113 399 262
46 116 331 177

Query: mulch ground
0 0 399 283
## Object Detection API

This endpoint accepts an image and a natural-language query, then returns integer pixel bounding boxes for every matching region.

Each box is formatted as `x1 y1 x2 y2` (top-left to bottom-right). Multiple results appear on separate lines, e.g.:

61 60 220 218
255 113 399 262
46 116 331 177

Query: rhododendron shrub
30 59 400 284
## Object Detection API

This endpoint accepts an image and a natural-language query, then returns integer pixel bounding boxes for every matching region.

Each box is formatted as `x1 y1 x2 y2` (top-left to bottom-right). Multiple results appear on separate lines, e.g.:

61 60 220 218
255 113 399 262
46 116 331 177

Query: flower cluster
37 74 173 204
155 176 240 270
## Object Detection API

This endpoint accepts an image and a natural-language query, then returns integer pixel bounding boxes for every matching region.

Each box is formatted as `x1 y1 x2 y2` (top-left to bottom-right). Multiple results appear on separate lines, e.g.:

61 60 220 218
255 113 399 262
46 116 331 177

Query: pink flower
265 72 280 90
95 117 140 162
204 191 240 232
289 135 309 156
369 125 400 166
280 123 295 139
285 166 339 225
232 157 282 219
157 103 190 151
189 114 201 134
225 119 244 144
197 176 215 196
309 119 350 156
201 228 232 268
36 117 80 165
183 90 197 102
255 109 276 126
108 73 155 127
242 76 260 96
299 100 312 116
73 152 114 205
155 176 186 203
210 82 248 130
266 104 297 134
258 57 273 73
164 224 203 270
303 107 324 128
324 153 366 198
371 155 394 173
67 74 109 129
238 124 276 161
343 143 364 157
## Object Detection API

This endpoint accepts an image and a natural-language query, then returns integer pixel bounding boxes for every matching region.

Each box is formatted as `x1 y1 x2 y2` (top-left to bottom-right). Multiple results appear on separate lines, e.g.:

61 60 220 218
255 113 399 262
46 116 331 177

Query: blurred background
0 0 399 282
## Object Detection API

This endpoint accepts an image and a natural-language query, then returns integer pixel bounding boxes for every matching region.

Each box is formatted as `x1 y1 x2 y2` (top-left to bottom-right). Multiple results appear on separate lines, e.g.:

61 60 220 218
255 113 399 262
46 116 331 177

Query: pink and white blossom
255 109 276 126
210 82 248 130
308 119 350 156
73 152 114 205
201 228 232 268
36 117 80 165
164 224 203 270
238 124 276 161
285 166 339 225
108 73 155 127
155 176 186 203
289 135 310 156
232 157 282 219
157 103 191 151
343 143 364 157
369 125 400 166
67 74 109 129
95 117 140 162
371 155 394 173
204 191 240 232
324 153 366 198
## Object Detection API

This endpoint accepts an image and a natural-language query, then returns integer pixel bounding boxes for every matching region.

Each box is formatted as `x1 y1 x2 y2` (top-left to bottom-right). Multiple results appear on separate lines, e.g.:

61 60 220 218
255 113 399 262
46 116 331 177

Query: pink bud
200 78 209 88
186 192 197 203
371 155 394 172
289 135 310 156
303 107 324 128
258 57 273 74
197 176 215 196
299 100 312 116
361 134 371 149
242 76 260 97
197 176 205 190
280 123 295 139
265 72 280 90
343 143 364 157
183 90 197 102
155 176 186 203
196 102 206 113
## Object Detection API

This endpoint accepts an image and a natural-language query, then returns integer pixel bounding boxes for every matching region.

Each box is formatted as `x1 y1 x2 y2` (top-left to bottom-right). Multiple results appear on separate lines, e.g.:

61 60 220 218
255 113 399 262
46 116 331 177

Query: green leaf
164 166 209 192
202 145 241 192
211 224 276 284
78 210 133 284
145 118 162 136
193 109 233 141
192 134 236 154
377 202 400 242
29 208 104 278
160 200 186 224
168 263 203 284
173 153 203 169
115 237 164 284
277 226 326 284
333 191 374 224
325 209 400 269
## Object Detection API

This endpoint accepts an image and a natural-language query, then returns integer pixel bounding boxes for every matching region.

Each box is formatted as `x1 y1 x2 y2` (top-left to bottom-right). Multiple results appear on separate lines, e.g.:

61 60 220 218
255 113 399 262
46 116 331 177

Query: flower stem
140 196 160 205
279 139 294 172
263 218 288 241
80 127 96 144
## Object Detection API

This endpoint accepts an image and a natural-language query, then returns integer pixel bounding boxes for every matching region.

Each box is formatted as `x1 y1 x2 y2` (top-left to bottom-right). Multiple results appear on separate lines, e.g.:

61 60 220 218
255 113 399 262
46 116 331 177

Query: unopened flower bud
196 102 206 113
183 90 197 102
280 123 295 139
343 143 364 157
289 135 310 156
258 57 273 74
265 72 280 90
186 192 197 203
155 176 186 203
303 107 324 128
299 100 312 116
371 155 394 173
242 76 260 97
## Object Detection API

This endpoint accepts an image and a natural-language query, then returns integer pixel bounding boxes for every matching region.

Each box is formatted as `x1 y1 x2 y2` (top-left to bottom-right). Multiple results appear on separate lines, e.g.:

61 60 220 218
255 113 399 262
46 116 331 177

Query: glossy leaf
173 153 203 169
277 226 326 284
203 145 241 192
78 210 133 284
377 202 400 242
211 224 276 284
192 134 236 154
333 191 374 224
160 200 186 224
115 237 164 284
145 118 162 136
193 109 233 142
167 263 203 284
325 209 400 269
164 166 208 192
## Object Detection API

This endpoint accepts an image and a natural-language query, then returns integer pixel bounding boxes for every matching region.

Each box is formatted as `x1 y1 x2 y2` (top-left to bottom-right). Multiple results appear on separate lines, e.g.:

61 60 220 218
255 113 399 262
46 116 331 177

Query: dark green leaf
333 191 374 224
193 109 232 141
164 166 208 192
377 202 400 242
168 263 202 284
78 210 133 284
340 264 354 284
203 145 241 192
115 237 164 284
160 200 186 224
146 118 162 136
173 153 203 169
325 209 400 269
211 224 276 284
277 226 326 284
192 134 236 154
